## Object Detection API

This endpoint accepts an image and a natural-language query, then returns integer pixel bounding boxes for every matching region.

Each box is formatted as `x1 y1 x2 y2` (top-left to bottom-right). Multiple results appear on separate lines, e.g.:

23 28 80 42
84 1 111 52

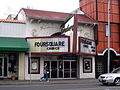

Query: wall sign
28 36 70 53
28 57 40 74
83 58 92 73
79 37 96 55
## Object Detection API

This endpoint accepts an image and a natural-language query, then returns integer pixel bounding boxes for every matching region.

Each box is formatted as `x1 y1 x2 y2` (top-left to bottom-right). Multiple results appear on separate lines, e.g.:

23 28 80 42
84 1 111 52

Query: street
0 80 120 90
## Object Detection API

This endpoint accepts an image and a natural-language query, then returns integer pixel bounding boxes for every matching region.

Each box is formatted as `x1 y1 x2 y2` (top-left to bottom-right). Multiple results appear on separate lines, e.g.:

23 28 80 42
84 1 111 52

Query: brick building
79 0 120 77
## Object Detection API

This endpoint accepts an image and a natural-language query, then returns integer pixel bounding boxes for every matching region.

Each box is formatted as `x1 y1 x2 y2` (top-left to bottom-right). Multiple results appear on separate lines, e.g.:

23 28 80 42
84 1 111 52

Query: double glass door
0 57 8 77
44 60 77 78
64 61 77 78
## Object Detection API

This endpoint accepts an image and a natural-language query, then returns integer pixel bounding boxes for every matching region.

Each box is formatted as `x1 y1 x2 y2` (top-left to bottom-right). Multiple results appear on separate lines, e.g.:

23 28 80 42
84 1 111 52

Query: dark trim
99 31 119 33
97 1 119 5
51 32 64 36
96 0 98 21
94 24 98 45
98 41 120 44
97 10 120 15
98 21 120 24
27 35 70 39
72 14 78 54
29 52 71 54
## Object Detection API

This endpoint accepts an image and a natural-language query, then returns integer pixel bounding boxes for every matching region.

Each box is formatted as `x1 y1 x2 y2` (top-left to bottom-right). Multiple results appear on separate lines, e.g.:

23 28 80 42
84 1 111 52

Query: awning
0 37 29 51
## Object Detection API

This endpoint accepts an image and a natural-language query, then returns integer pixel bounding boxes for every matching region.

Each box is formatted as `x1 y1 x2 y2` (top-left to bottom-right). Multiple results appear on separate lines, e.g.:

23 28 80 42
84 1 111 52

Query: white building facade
0 8 96 80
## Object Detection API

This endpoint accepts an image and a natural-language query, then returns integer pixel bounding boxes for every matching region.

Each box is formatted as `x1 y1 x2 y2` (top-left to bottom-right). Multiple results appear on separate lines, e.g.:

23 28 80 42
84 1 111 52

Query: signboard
28 36 69 53
79 37 96 55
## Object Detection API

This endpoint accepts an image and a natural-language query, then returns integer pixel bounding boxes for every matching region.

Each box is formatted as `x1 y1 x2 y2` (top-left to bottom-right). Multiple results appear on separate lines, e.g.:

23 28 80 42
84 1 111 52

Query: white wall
17 10 63 37
0 23 26 38
64 24 95 53
25 20 62 37
78 24 94 39
64 30 73 52
25 54 44 80
79 55 95 78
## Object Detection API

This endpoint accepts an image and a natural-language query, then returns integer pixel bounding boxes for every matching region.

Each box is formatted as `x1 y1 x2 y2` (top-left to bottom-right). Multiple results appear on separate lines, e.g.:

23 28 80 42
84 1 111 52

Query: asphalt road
0 81 120 90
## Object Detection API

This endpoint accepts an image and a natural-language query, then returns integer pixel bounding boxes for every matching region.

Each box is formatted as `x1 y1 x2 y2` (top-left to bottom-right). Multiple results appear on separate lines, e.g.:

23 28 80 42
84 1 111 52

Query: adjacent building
79 0 120 77
0 19 29 80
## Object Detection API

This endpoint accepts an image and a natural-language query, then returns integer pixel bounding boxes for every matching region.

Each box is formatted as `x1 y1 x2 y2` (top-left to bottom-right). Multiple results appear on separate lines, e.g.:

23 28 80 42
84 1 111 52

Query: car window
112 67 120 73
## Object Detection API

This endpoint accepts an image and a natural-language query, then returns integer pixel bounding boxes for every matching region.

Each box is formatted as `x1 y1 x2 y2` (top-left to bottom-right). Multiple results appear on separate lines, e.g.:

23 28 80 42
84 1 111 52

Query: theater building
0 8 96 80
80 0 120 78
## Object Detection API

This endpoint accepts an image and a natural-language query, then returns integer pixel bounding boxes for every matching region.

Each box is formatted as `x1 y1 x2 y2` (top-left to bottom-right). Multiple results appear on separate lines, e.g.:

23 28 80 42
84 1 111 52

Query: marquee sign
27 36 70 53
79 37 96 55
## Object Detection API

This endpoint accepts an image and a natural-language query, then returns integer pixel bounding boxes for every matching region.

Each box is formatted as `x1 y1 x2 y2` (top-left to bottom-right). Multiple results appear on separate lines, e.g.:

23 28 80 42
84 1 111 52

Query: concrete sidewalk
0 79 98 85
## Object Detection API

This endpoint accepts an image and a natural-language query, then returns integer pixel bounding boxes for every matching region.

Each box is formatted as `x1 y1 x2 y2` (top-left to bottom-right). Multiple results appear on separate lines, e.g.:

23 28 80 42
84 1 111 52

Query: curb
0 79 98 85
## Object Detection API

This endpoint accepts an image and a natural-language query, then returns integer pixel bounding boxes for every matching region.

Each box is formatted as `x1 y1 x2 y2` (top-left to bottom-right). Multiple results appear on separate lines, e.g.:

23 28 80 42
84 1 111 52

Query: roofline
15 8 68 22
0 19 25 24
61 13 96 27
22 8 69 14
14 8 25 20
15 8 97 24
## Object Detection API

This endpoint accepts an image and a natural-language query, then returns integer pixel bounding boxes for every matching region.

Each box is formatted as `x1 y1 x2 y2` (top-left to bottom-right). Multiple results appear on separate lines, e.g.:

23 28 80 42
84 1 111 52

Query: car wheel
114 78 120 86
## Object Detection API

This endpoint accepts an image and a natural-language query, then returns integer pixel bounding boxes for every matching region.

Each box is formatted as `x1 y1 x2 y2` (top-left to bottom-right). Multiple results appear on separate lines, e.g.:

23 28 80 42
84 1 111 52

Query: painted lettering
34 41 65 47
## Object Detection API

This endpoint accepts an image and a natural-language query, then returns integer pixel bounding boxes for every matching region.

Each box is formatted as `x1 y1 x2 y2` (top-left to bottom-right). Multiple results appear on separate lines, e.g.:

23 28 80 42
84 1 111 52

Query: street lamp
107 0 111 73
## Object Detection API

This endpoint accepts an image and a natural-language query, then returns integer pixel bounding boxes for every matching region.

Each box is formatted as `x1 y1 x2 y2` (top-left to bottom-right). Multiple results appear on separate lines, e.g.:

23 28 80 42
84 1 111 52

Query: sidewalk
0 79 98 85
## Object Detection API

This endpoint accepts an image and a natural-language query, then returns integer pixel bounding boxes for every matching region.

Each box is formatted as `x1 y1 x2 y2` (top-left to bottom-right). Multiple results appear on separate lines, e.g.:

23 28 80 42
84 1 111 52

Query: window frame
28 57 40 74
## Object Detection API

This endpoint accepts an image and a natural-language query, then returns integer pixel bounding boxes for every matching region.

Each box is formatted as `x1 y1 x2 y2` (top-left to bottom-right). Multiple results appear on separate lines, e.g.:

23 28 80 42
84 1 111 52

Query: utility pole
107 0 111 73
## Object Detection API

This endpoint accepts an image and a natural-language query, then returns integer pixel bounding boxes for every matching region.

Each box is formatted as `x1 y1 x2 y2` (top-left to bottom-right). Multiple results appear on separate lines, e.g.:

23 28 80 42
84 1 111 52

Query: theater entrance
44 60 77 79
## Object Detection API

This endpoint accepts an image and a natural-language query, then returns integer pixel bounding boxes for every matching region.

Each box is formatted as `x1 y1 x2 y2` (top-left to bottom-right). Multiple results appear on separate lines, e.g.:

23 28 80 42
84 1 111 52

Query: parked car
98 67 120 86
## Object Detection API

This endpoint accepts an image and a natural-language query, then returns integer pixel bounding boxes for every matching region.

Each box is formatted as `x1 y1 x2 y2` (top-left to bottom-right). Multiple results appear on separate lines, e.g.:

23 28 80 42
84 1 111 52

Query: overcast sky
0 0 79 19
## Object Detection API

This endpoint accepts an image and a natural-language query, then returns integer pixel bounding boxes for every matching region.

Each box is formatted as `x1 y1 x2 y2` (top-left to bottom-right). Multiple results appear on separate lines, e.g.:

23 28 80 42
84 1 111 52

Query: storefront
26 36 78 80
26 36 96 80
26 54 77 80
0 53 18 78
0 37 29 79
